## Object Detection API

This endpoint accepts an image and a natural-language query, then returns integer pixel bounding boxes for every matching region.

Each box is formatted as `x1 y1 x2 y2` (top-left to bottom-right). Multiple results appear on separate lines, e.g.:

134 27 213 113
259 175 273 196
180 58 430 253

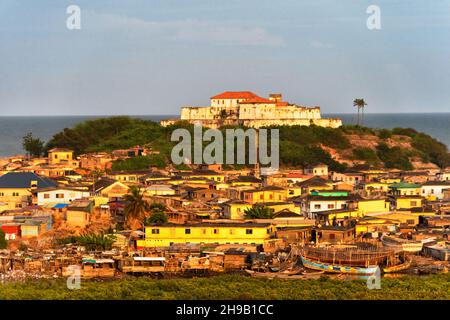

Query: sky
0 0 450 115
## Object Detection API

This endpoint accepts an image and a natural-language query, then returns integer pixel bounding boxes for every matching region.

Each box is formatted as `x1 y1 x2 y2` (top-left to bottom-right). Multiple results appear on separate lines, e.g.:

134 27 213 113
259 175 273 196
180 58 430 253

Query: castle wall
165 96 341 129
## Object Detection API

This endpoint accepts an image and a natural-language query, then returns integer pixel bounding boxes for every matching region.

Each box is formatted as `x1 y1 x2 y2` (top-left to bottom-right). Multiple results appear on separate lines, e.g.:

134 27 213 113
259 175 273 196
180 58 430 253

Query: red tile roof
210 91 261 100
241 97 274 104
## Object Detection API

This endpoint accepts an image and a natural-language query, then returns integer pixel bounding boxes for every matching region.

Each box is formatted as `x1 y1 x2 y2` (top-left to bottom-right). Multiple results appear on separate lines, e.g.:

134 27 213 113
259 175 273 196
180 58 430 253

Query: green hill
44 116 450 171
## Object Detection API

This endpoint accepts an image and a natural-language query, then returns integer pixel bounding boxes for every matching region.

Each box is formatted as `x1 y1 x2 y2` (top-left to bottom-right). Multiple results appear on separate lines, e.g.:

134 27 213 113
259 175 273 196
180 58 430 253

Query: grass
1 274 449 300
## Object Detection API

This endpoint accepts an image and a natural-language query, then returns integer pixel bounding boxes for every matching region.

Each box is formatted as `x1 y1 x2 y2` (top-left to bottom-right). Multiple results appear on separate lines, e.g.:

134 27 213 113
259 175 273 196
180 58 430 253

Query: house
144 184 175 196
221 200 252 219
0 172 57 210
109 170 150 184
65 200 93 228
315 224 356 243
276 226 313 244
48 148 75 165
330 171 364 185
421 181 450 200
0 223 21 240
389 182 421 196
294 176 333 195
229 175 262 188
304 164 328 177
32 187 91 206
136 222 275 248
79 152 113 171
301 190 360 219
241 186 286 204
21 221 47 238
389 195 424 210
436 171 450 182
182 170 226 183
92 178 130 200
313 208 361 225
357 198 389 215
355 216 398 236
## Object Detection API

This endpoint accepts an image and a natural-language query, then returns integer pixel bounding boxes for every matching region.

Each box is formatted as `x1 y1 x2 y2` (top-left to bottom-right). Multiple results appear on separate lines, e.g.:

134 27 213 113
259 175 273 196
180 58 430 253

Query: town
0 92 448 281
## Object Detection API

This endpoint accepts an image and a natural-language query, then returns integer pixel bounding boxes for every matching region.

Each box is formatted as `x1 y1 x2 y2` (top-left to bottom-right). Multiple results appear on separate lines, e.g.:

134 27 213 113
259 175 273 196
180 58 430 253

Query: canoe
382 259 411 273
300 256 378 275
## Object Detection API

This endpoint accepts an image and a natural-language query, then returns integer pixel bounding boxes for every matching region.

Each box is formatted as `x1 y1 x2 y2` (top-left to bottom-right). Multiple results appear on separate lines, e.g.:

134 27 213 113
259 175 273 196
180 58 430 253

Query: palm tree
123 186 150 230
353 99 367 126
244 206 274 219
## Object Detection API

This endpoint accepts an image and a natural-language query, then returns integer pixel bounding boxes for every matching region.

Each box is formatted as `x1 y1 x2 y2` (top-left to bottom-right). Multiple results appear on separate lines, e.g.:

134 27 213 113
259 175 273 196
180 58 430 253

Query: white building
421 181 450 200
33 187 91 206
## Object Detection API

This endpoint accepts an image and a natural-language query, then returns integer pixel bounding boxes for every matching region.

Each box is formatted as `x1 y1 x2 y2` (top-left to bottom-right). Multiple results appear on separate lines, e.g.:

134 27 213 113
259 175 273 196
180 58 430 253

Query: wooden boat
117 256 165 274
301 243 394 267
381 235 423 253
300 256 379 275
382 258 412 273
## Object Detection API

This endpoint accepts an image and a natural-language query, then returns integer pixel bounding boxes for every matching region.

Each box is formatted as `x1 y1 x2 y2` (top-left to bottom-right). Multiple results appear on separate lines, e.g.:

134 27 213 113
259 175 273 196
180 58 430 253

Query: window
213 229 219 234
259 194 264 200
201 229 206 234
269 194 273 200
12 192 19 197
151 229 160 234
185 228 191 234
54 154 58 159
327 204 335 209
66 154 69 159
229 229 235 235
0 192 4 197
410 201 417 207
314 204 321 209
56 193 64 199
44 194 50 199
246 229 253 235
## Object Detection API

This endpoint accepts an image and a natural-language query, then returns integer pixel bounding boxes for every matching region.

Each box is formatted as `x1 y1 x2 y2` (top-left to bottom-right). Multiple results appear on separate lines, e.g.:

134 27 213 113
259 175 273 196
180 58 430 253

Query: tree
0 229 7 249
353 99 367 126
123 186 150 230
144 211 169 224
244 206 274 219
22 132 45 158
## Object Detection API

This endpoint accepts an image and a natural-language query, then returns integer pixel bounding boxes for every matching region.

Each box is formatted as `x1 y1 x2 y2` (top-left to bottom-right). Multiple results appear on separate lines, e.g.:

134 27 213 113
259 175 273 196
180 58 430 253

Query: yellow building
137 222 274 248
242 186 286 204
357 199 389 215
48 148 74 165
389 183 421 196
393 196 423 210
222 200 252 219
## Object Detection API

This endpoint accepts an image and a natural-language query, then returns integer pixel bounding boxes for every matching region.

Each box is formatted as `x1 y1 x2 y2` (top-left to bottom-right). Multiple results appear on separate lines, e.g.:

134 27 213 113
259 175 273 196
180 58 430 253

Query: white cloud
86 12 284 47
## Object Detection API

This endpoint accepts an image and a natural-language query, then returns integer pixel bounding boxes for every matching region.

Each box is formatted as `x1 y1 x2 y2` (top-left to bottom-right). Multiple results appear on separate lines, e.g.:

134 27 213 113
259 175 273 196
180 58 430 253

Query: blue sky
0 0 449 115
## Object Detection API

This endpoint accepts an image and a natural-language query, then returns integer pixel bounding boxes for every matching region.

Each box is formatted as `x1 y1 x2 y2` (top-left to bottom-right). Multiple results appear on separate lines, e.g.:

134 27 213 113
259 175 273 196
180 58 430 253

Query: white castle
161 91 342 129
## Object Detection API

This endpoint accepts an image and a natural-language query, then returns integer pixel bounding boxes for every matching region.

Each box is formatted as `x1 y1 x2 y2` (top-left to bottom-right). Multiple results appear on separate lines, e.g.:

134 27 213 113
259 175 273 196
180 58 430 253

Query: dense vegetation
42 117 450 171
57 233 116 251
1 274 449 300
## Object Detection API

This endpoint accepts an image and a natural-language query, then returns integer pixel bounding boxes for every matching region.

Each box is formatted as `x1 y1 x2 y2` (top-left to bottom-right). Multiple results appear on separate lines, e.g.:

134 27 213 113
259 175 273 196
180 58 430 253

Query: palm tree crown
353 98 367 126
123 186 150 229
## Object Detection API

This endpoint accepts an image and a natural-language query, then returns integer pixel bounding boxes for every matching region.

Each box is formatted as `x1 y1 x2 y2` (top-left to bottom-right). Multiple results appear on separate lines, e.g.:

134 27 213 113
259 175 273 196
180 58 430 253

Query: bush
0 229 7 249
376 143 413 170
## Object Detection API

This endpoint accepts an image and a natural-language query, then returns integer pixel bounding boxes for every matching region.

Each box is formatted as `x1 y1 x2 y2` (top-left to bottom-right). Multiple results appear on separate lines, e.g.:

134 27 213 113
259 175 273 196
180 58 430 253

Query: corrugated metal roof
0 172 57 189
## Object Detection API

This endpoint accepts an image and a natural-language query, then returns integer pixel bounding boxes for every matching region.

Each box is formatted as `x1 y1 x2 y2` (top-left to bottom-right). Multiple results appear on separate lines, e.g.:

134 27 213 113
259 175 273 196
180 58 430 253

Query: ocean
0 113 449 157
